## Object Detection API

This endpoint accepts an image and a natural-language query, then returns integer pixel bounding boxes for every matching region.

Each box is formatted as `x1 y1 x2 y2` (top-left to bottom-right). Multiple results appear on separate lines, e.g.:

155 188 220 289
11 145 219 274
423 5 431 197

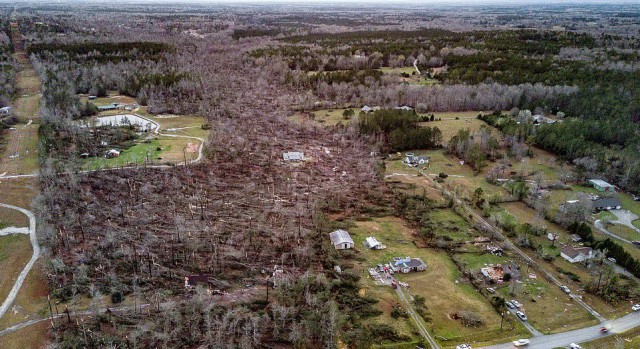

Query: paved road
0 203 39 320
479 310 640 349
610 209 640 235
417 169 606 323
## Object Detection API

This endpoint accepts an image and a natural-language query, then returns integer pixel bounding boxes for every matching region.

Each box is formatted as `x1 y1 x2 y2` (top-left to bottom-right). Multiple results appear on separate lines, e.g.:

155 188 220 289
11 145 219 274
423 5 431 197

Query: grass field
0 259 49 331
359 280 422 347
0 235 32 307
494 269 598 334
0 320 49 349
80 103 208 169
605 224 640 242
419 115 492 143
80 94 137 107
349 217 528 347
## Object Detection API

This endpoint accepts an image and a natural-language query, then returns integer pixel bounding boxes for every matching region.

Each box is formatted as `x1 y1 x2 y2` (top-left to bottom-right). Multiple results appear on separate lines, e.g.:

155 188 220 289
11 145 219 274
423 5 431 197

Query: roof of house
365 236 381 247
593 197 622 208
561 246 592 259
589 179 615 188
392 257 425 269
329 229 354 246
185 274 210 286
283 151 304 161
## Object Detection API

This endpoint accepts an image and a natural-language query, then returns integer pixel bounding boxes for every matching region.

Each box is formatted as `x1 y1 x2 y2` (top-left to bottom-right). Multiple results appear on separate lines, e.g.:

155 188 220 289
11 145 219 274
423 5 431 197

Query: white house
329 229 354 250
561 246 593 263
283 152 304 161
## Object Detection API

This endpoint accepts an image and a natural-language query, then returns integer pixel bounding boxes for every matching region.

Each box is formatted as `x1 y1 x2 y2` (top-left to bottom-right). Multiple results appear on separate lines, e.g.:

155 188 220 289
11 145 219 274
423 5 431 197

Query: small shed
364 236 385 250
589 179 615 192
329 229 354 250
283 151 304 161
106 149 120 158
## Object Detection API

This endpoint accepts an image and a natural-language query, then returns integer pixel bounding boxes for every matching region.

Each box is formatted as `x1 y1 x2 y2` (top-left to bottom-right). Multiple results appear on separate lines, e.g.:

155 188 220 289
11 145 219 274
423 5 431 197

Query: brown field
0 320 50 349
0 260 49 330
0 235 32 308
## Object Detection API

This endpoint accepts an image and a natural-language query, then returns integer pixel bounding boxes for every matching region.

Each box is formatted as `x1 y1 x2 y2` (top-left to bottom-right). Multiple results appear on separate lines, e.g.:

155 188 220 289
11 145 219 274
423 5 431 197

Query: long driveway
479 310 640 349
0 203 39 320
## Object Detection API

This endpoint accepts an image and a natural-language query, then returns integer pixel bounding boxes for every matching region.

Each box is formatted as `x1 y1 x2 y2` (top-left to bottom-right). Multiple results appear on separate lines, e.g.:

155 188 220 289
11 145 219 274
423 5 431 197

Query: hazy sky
9 0 640 3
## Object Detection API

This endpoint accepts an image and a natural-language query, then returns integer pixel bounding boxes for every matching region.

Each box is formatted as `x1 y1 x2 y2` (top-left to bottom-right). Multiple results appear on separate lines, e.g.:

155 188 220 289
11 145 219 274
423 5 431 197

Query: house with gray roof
561 246 593 264
592 197 621 211
389 256 427 273
329 229 354 250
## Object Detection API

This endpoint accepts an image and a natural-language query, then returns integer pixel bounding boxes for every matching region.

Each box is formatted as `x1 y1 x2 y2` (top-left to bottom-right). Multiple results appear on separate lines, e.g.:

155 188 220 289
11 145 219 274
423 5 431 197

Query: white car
516 311 528 321
511 299 523 308
632 304 640 311
456 345 472 349
560 285 571 294
608 257 617 263
512 338 530 346
487 287 496 294
569 343 583 349
506 301 516 309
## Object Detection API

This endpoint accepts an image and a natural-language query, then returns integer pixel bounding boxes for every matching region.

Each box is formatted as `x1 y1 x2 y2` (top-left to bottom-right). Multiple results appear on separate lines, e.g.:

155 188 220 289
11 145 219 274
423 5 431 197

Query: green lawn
83 139 163 169
605 223 640 242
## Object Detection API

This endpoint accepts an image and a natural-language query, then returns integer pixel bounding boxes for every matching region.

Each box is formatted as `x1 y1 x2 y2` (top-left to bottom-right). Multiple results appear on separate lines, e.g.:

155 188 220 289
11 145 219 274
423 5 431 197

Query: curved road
0 203 39 320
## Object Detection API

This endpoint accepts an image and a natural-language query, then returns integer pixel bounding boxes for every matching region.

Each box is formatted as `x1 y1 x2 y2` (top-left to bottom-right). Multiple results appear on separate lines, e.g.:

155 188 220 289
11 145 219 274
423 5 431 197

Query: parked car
512 339 530 346
607 257 617 263
600 327 609 333
560 285 571 294
487 287 496 294
632 241 640 247
506 301 516 309
511 299 523 308
569 343 583 349
456 344 472 349
516 311 528 321
632 304 640 311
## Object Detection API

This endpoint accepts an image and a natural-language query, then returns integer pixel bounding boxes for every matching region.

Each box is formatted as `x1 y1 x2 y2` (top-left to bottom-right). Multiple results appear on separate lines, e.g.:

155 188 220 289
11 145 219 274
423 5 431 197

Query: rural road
417 169 606 323
0 203 39 320
479 310 640 349
395 286 440 349
413 59 421 75
506 307 543 337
